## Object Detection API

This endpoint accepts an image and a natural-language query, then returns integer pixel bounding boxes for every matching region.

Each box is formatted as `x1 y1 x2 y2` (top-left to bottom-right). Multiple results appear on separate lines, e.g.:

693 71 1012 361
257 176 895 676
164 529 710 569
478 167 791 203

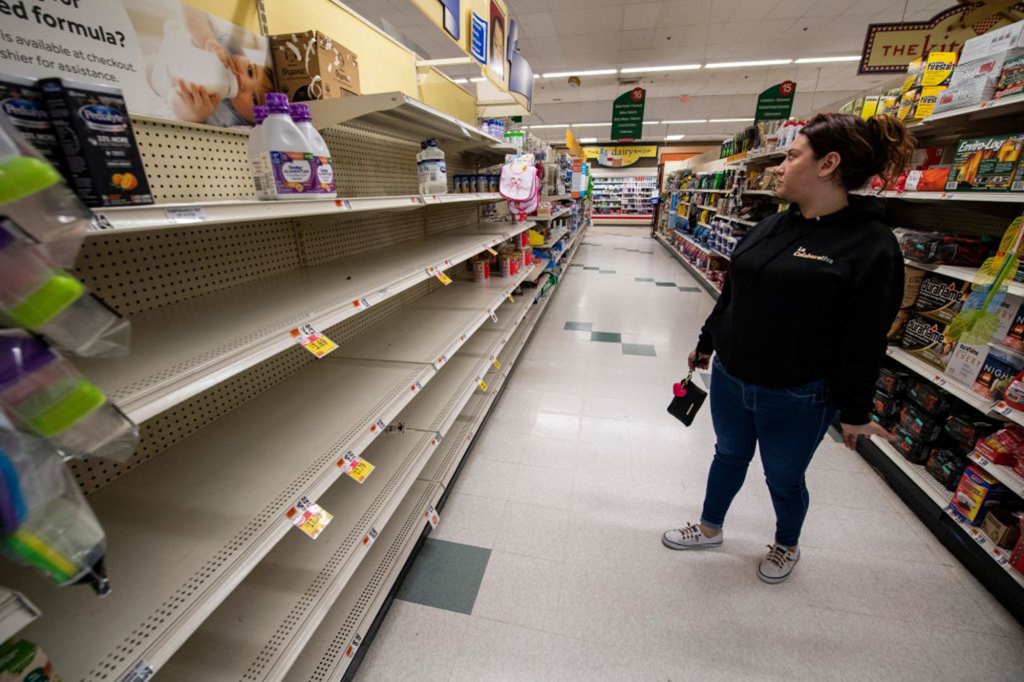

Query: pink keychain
673 382 688 397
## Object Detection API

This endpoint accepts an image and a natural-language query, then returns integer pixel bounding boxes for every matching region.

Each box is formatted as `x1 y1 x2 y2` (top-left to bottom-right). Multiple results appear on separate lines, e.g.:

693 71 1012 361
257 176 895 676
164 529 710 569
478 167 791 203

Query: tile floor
355 226 1024 681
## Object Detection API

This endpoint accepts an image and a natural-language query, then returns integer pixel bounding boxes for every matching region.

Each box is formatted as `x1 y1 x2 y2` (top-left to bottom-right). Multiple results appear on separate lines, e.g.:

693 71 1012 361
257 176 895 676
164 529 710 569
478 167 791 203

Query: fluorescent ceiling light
579 137 597 143
709 117 755 122
570 122 610 128
619 64 701 73
452 78 469 84
794 56 860 64
665 134 685 141
542 69 618 78
663 119 707 124
527 123 570 128
470 77 486 82
643 120 661 125
705 59 792 69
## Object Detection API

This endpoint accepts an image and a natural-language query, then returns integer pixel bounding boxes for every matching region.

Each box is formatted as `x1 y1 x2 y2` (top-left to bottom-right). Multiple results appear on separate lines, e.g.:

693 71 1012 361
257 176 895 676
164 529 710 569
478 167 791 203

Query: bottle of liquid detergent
259 93 319 200
289 103 336 196
417 138 448 195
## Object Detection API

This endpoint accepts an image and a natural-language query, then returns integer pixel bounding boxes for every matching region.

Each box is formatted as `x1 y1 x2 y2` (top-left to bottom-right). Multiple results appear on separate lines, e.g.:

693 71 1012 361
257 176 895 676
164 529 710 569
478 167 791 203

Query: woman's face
775 133 839 203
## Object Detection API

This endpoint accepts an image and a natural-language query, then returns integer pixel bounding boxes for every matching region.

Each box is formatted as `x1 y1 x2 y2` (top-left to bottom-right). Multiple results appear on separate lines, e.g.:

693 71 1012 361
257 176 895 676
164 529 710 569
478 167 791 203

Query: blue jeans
700 357 837 547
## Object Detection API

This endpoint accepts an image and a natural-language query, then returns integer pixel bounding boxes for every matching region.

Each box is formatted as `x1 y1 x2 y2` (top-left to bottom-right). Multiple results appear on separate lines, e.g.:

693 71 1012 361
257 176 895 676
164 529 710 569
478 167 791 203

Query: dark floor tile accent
397 538 491 615
699 372 712 390
678 286 701 292
599 270 616 274
583 266 599 271
622 343 657 357
564 321 593 332
655 281 676 287
635 277 655 282
591 331 622 343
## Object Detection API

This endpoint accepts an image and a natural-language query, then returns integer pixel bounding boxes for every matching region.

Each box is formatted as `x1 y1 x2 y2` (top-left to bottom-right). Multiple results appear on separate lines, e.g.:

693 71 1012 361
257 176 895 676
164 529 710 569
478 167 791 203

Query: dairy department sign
583 145 657 167
860 2 1024 74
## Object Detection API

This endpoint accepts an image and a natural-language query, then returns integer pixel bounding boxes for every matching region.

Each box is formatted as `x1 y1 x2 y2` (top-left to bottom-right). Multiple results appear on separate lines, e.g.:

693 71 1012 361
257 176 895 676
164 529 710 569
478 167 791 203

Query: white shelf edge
967 451 1024 499
0 589 40 643
532 206 571 222
655 233 721 300
903 259 1024 298
943 506 1024 589
90 194 504 233
869 435 953 509
859 189 1024 204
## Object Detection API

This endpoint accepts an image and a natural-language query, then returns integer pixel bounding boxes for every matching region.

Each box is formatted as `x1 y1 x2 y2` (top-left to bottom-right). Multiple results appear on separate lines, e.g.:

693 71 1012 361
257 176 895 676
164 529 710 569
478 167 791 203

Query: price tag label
507 293 514 303
371 418 386 433
337 450 359 471
487 247 498 255
995 401 1015 416
490 310 498 323
430 431 443 447
885 347 894 356
492 357 501 369
411 380 423 392
425 506 440 528
346 634 363 658
363 527 378 547
290 324 337 358
352 297 371 309
347 459 375 483
437 353 448 366
941 192 954 199
89 213 115 232
289 496 333 539
411 196 426 205
972 452 991 467
932 374 946 387
435 271 453 285
478 378 488 392
165 206 206 224
335 199 352 209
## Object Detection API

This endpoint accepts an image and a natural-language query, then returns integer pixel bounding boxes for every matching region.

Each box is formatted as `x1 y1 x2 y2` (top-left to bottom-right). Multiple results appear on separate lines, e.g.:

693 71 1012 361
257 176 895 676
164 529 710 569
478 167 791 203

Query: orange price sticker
290 324 337 358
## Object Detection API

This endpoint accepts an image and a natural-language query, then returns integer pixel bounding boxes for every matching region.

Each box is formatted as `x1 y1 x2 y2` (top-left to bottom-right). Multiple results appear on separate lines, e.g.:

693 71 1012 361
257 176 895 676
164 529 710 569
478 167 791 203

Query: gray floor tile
590 331 622 343
397 538 491 615
655 281 676 287
563 321 592 332
635 277 655 282
622 343 657 356
599 270 615 274
583 266 599 271
678 286 701 292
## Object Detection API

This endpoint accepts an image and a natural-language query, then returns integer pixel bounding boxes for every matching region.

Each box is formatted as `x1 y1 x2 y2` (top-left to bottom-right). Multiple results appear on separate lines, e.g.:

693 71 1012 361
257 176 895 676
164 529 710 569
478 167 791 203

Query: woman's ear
818 151 841 179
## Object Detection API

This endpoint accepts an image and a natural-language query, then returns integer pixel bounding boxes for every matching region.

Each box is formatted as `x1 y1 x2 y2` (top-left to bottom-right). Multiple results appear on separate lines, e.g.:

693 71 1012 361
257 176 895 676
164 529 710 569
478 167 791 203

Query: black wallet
667 371 708 427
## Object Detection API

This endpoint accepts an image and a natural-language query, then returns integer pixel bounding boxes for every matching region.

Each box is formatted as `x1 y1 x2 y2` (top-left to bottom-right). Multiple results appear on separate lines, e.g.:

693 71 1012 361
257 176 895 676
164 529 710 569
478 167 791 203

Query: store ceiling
345 0 954 142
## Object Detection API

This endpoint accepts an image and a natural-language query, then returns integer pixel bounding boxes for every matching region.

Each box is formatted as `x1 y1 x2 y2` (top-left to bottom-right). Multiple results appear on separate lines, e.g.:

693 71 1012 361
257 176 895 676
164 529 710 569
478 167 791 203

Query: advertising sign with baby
0 0 272 127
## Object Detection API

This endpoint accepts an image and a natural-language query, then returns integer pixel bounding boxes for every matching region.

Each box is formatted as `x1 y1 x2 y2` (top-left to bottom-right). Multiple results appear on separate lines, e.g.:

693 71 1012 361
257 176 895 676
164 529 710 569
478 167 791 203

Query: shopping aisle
355 227 1024 681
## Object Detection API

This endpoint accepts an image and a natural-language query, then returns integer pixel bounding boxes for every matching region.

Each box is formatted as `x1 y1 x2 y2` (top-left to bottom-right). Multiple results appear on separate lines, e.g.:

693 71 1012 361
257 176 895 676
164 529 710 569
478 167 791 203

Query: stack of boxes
935 20 1024 114
898 52 957 122
269 31 361 102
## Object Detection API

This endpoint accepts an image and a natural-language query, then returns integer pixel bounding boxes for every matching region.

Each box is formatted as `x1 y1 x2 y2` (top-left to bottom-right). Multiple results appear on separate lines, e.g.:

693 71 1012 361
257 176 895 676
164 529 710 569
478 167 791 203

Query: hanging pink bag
501 160 539 219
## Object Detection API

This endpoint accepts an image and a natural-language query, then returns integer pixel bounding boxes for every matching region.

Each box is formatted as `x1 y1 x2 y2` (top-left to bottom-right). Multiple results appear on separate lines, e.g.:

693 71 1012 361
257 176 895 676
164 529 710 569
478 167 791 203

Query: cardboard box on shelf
902 58 925 93
945 134 1024 192
979 508 1022 549
950 465 1008 524
995 52 1024 100
898 88 920 120
914 273 970 323
922 52 958 88
901 315 955 369
270 31 360 101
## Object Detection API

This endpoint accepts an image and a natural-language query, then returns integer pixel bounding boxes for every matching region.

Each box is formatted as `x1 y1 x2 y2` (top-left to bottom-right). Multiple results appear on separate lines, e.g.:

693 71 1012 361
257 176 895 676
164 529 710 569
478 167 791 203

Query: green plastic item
6 274 84 330
0 155 61 205
21 378 106 438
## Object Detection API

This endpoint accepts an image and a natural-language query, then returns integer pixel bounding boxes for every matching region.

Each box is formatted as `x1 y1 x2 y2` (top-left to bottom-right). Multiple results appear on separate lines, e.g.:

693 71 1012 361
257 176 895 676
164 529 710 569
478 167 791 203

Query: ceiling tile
515 12 558 38
709 0 742 23
765 0 818 19
657 0 712 27
551 6 626 35
621 29 657 51
729 0 782 22
623 2 664 30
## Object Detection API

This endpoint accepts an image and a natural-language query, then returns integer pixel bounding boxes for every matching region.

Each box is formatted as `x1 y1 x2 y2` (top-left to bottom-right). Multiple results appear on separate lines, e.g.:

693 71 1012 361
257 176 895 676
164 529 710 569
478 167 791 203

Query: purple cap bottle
265 92 290 115
289 103 312 123
253 105 269 125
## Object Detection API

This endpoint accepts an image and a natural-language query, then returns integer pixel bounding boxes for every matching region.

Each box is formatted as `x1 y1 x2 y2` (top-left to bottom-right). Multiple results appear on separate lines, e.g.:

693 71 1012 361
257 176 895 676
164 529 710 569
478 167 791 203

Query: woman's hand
688 350 712 371
840 421 894 451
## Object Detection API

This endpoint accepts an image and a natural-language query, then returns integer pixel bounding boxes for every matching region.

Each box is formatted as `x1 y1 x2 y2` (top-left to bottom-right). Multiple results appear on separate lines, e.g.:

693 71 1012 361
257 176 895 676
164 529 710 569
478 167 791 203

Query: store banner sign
470 12 487 64
565 129 584 159
755 81 797 122
0 0 272 126
860 2 1024 74
583 145 657 167
611 87 646 141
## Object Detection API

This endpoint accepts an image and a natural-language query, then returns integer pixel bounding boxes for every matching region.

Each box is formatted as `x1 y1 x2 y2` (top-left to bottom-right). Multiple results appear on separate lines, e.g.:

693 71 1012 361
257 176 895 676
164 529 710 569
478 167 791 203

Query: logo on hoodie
793 246 834 265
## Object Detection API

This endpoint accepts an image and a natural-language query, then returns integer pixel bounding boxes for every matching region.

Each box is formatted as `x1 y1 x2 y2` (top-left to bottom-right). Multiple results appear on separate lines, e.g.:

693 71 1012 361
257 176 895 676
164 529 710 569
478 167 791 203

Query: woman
662 113 914 584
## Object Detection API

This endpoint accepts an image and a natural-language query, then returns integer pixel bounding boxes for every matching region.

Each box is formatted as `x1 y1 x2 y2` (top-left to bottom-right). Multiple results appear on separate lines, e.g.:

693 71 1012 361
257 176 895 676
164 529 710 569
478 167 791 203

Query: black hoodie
696 196 904 425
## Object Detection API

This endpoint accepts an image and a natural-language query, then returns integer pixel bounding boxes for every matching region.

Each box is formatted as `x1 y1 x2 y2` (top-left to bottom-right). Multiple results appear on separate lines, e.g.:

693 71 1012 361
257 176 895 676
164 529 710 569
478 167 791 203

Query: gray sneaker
662 522 723 550
758 544 800 584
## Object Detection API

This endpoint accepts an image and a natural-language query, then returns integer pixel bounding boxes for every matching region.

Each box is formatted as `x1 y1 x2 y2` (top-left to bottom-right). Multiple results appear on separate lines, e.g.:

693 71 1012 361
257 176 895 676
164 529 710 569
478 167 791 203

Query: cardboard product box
894 425 931 464
907 377 954 416
270 31 360 101
914 273 970 322
945 134 1024 192
975 426 1024 466
912 86 947 119
0 640 60 681
958 20 1024 65
902 59 924 93
899 402 944 441
880 94 900 116
37 78 153 208
949 54 1007 90
897 88 920 120
979 508 1022 549
972 347 1024 401
933 78 999 113
922 52 958 87
1004 300 1024 351
995 52 1024 100
860 96 880 119
876 366 912 396
901 315 955 369
950 464 1008 524
0 74 65 169
925 447 968 491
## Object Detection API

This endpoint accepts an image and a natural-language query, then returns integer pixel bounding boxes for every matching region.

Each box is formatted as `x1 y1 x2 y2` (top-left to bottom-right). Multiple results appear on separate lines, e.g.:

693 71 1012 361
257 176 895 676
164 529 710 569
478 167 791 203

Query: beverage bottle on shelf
0 222 129 357
0 425 109 595
248 104 269 198
0 331 137 462
290 103 336 196
0 115 90 267
417 139 447 195
259 93 320 200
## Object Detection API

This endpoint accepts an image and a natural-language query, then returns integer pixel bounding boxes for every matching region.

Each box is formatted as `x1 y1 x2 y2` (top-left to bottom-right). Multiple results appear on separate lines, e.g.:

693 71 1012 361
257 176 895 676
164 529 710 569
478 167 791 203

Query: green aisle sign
755 81 797 122
611 87 646 141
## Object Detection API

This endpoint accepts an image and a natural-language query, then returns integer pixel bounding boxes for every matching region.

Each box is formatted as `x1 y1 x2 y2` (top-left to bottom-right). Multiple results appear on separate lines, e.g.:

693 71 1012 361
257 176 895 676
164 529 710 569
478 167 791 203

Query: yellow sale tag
487 247 498 255
289 497 333 540
506 294 514 302
290 324 337 358
436 271 453 285
347 459 375 484
478 379 488 392
492 357 501 369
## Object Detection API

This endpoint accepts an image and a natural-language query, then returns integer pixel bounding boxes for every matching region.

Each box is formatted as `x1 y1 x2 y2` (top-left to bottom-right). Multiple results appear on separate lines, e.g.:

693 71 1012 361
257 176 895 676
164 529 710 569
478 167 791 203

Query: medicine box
945 134 1024 192
37 77 153 207
950 465 1008 524
270 31 360 101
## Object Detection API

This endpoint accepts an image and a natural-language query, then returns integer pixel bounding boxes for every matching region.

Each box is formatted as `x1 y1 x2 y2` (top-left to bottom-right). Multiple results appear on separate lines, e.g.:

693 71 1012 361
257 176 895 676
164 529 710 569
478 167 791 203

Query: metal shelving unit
655 233 722 300
76 221 532 423
91 194 504 233
533 206 571 222
904 258 1024 297
0 588 40 644
968 451 1024 498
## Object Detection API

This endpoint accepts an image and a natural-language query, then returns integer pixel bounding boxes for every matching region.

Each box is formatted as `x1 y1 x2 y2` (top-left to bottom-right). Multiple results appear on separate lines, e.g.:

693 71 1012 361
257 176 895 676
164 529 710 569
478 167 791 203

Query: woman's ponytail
867 114 916 186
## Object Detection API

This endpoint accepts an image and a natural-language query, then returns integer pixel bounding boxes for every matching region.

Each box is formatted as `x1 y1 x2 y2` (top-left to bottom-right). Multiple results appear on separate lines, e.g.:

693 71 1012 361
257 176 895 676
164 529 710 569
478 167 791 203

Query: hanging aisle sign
470 12 487 64
611 87 646 141
755 81 797 122
860 2 1024 74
